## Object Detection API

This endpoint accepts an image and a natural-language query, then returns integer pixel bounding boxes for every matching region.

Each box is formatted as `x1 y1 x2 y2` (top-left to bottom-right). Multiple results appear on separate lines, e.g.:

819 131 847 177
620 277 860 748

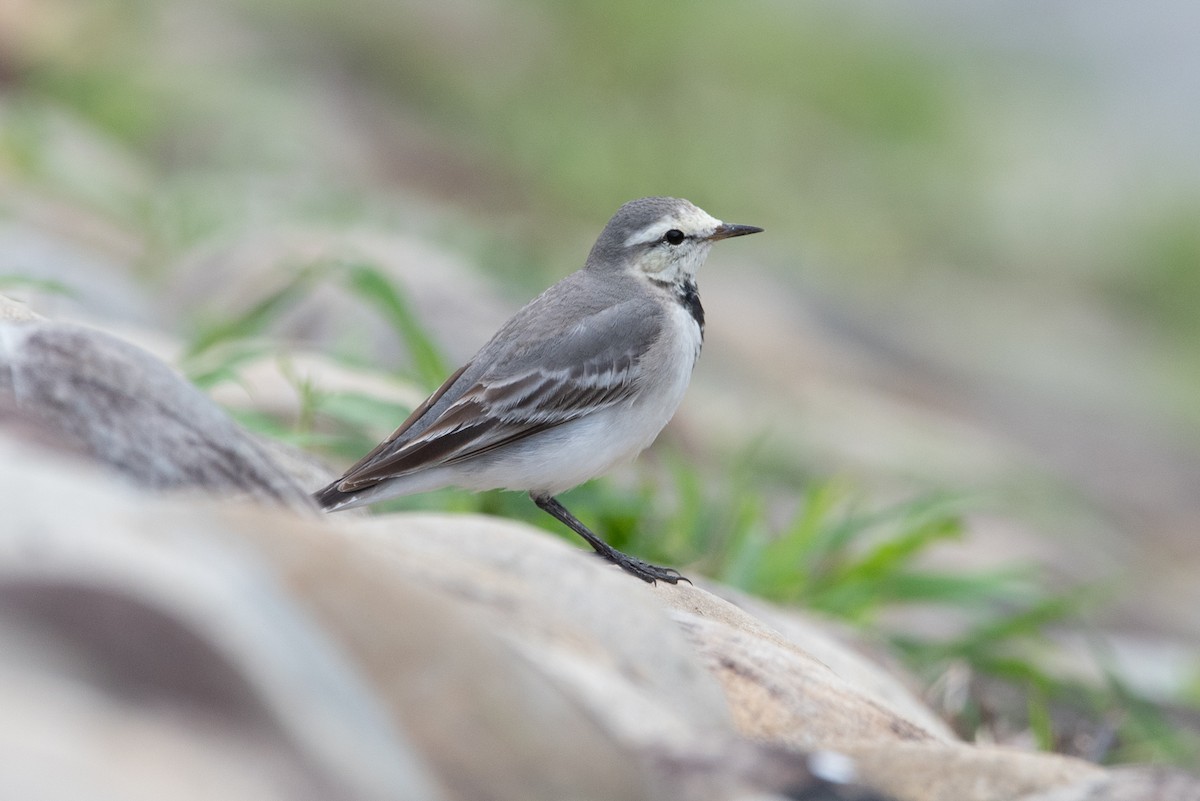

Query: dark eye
663 229 685 246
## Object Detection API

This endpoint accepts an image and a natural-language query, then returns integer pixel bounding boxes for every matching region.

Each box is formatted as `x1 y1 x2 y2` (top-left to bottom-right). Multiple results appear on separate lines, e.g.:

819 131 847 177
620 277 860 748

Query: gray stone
0 294 42 322
0 223 155 325
0 434 827 801
0 320 314 510
0 436 445 801
1 415 1192 800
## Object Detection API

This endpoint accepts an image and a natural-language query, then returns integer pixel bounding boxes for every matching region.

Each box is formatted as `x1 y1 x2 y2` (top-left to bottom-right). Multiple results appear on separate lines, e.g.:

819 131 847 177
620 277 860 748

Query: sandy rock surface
1 308 1197 801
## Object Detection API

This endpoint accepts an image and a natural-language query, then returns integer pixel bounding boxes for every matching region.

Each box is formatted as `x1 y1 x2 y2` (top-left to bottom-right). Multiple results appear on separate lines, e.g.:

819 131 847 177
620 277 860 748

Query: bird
315 196 762 583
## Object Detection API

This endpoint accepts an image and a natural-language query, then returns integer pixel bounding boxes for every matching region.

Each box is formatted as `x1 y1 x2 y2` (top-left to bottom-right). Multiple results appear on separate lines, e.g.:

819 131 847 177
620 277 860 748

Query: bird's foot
597 550 691 585
531 494 691 586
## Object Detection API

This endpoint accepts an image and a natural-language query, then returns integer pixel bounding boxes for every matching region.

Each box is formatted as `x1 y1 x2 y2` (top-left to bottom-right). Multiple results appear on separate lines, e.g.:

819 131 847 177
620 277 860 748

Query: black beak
708 223 764 241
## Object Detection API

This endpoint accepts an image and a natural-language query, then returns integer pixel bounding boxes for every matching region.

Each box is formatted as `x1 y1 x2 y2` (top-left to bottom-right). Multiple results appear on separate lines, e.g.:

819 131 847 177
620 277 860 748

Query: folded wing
335 298 662 490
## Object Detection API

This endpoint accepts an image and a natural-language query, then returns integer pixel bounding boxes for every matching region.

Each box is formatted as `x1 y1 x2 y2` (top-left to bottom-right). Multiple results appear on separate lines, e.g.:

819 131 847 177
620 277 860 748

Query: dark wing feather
334 362 471 480
336 298 661 490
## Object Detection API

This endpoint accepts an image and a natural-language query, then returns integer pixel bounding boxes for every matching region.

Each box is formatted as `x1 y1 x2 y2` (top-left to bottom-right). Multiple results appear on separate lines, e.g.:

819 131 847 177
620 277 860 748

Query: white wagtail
315 197 761 583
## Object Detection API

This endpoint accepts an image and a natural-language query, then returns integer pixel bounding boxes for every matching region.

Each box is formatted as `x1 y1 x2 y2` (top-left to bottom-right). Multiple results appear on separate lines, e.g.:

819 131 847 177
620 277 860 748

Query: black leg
532 493 690 585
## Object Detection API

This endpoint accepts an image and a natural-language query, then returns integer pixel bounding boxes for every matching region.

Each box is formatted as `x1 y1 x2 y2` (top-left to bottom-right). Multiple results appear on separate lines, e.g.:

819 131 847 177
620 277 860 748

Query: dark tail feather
313 480 359 512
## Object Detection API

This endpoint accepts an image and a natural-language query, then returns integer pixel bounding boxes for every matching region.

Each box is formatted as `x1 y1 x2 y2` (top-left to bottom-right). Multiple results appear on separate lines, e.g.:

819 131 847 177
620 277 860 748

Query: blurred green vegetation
5 0 1197 442
6 0 1198 338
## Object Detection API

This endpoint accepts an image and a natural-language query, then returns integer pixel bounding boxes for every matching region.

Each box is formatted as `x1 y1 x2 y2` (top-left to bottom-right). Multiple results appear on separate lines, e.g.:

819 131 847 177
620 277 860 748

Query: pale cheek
670 246 711 281
639 249 672 276
639 242 715 281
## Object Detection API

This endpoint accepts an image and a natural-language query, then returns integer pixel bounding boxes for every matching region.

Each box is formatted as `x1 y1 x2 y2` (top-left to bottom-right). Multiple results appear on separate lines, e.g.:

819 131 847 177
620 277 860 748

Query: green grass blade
0 275 79 297
184 265 322 361
341 261 449 389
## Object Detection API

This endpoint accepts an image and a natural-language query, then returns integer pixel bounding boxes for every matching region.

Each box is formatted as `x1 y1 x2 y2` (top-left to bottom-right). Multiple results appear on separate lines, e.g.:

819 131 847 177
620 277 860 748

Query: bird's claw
600 551 691 585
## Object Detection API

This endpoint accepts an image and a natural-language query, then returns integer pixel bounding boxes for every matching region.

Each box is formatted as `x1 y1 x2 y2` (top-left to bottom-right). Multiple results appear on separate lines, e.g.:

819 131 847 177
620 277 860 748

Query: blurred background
1 0 1198 766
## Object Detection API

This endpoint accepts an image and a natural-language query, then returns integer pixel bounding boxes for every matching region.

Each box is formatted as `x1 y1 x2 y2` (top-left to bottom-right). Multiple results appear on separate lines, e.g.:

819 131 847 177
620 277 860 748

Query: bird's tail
314 467 454 512
313 480 365 512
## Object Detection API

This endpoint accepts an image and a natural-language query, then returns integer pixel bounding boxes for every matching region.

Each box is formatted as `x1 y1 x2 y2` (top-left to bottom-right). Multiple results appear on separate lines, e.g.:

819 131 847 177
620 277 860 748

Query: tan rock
0 437 445 801
667 590 942 750
1016 765 1200 801
0 436 818 801
702 585 955 739
224 506 682 801
2 420 1194 801
265 511 740 754
838 741 1100 801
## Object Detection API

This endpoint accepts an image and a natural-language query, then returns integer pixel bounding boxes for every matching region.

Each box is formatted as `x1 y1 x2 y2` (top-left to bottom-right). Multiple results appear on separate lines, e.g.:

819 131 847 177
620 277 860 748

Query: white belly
339 301 703 506
452 300 701 496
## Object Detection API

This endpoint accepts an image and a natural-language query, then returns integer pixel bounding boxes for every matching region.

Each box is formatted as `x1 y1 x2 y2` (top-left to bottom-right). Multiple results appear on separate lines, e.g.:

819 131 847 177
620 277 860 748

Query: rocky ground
3 297 1199 800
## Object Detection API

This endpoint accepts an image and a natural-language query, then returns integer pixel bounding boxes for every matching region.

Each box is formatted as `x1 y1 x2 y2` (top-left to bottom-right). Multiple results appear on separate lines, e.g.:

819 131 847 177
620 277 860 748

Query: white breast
356 296 704 500
626 298 702 447
449 299 702 496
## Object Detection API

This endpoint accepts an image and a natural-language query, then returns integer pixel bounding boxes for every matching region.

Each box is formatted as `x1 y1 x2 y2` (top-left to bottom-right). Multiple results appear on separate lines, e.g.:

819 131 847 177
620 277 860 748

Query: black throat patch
678 279 705 339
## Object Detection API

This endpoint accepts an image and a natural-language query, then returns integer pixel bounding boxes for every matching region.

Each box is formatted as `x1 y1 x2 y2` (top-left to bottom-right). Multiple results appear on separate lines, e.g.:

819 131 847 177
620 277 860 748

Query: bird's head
586 196 762 284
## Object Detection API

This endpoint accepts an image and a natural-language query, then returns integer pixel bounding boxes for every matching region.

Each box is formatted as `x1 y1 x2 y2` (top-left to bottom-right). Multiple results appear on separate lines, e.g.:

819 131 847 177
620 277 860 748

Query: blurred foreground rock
1 309 1197 800
0 316 315 511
